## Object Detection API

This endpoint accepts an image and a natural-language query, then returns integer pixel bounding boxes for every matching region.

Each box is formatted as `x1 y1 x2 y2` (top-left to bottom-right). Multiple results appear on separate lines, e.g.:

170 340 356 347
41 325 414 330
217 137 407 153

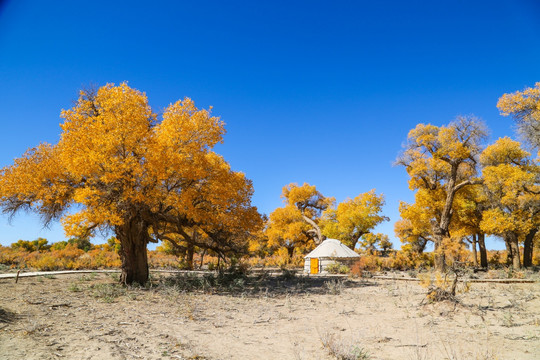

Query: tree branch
301 214 323 244
453 179 483 193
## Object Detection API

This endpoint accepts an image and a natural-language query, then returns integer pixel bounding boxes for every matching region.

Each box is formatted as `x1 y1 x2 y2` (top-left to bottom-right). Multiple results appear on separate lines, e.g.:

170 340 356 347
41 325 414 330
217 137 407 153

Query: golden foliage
264 183 332 258
480 138 539 238
320 190 388 250
394 194 439 253
282 183 334 214
497 82 540 151
399 117 486 192
0 83 262 283
397 117 487 271
264 184 389 261
0 243 195 270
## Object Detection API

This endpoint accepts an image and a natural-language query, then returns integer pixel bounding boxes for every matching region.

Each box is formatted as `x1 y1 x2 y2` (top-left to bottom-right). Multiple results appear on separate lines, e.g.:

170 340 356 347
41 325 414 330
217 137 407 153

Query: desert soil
0 272 539 360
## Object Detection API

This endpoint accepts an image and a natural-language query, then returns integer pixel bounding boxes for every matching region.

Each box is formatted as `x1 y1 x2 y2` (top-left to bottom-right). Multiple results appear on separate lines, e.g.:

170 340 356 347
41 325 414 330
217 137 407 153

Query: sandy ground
0 272 539 360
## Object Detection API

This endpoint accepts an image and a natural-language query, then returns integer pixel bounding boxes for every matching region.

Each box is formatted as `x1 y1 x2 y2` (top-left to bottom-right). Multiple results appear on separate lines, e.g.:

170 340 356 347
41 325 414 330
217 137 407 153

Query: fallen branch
50 303 71 309
395 344 428 348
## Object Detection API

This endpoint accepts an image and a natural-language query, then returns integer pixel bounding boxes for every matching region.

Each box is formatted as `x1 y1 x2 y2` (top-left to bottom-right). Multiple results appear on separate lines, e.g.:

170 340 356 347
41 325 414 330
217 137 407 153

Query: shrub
326 262 341 274
320 331 370 360
148 251 185 269
355 255 380 272
390 250 433 270
324 279 345 295
0 246 23 267
89 283 127 303
33 254 61 271
350 261 363 278
327 262 350 274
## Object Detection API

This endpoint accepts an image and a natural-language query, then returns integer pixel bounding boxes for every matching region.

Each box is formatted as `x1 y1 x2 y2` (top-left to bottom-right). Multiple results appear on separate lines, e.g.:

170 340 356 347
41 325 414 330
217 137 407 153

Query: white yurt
304 238 360 274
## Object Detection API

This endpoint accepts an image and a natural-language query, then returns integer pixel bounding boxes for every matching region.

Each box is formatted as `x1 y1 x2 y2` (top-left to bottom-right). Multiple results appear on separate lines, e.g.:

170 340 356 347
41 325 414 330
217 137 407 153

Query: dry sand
0 271 539 360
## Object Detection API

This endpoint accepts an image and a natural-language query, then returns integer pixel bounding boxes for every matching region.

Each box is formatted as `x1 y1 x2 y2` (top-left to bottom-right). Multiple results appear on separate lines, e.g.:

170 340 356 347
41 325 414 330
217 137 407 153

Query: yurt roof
304 239 360 258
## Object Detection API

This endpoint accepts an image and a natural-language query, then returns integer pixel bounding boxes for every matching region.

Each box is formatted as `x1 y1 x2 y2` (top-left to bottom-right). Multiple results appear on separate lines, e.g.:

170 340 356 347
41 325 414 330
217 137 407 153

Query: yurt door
310 258 319 274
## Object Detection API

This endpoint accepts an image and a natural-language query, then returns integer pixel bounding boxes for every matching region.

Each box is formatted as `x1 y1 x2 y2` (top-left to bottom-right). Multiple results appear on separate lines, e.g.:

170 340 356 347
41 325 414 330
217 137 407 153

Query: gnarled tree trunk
302 214 324 245
506 232 521 270
477 233 488 268
432 226 447 272
116 216 150 285
432 166 460 272
433 238 446 272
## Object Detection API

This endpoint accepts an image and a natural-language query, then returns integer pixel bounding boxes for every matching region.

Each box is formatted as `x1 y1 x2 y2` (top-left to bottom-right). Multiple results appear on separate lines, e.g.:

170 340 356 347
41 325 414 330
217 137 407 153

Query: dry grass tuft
319 331 370 360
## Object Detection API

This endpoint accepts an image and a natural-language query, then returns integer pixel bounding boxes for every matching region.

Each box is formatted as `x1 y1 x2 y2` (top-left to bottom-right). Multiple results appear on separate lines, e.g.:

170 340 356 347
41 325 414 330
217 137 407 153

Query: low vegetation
1 237 539 276
319 331 371 360
1 272 537 359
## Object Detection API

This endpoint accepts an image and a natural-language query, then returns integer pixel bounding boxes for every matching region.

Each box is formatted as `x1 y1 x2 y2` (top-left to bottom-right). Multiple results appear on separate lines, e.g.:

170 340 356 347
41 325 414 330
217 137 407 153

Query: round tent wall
304 239 360 274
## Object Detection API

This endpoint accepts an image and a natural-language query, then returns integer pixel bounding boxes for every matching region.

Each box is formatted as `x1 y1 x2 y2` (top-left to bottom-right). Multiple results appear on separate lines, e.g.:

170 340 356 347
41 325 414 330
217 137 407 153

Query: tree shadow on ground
0 307 18 325
155 270 377 298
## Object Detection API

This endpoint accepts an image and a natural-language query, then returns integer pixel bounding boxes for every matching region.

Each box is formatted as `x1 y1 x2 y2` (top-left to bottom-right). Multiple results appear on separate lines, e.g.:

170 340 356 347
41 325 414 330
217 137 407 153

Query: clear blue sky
1 0 539 250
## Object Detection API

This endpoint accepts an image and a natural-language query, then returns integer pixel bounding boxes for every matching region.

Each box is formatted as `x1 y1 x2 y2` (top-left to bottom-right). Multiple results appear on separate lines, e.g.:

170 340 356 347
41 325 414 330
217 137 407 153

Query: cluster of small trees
1 237 121 270
0 237 199 271
10 237 106 253
257 183 389 261
395 83 540 271
0 82 537 283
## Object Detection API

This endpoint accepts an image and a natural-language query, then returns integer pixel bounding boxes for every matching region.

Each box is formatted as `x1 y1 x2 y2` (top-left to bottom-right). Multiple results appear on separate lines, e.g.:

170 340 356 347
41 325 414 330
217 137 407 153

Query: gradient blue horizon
1 0 539 251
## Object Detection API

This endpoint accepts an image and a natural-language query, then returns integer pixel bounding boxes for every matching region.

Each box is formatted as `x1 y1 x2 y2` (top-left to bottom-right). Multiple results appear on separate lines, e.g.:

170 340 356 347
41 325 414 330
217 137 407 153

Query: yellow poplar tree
265 206 313 258
395 197 435 255
0 83 261 284
320 190 388 250
497 82 540 152
358 232 391 255
396 182 489 268
451 185 489 268
396 116 487 271
265 183 334 258
480 137 539 269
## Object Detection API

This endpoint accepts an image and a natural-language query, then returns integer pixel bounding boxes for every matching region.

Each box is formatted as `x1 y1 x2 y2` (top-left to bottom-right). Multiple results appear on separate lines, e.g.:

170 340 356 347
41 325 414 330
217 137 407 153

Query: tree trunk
286 245 295 258
507 233 521 270
349 237 360 251
199 249 207 269
433 166 459 272
523 228 537 268
348 231 368 251
433 237 446 272
186 242 195 270
413 238 428 254
477 233 488 268
186 229 197 270
504 237 513 267
116 217 150 285
472 234 478 267
302 214 324 244
432 225 447 272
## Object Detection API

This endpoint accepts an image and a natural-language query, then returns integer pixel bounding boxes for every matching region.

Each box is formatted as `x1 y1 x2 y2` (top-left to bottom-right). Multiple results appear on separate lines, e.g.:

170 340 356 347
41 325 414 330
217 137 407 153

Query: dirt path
1 273 539 359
